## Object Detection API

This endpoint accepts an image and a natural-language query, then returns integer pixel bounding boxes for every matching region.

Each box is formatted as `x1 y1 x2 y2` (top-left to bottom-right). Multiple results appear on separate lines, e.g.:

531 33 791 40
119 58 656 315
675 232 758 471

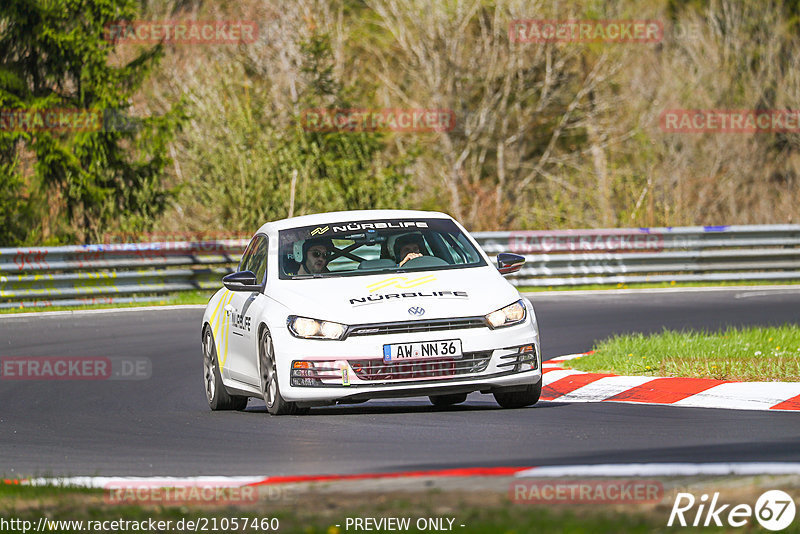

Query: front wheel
493 380 542 409
203 327 248 411
259 328 307 415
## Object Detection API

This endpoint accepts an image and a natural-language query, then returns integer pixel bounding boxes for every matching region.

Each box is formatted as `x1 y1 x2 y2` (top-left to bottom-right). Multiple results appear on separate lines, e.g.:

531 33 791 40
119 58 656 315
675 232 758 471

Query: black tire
493 380 542 409
429 393 468 407
203 327 248 411
259 328 307 415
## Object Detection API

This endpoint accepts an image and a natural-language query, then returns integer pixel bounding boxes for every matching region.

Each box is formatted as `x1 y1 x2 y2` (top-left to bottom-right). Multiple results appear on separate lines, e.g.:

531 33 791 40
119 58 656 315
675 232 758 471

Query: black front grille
350 350 492 381
290 351 493 387
346 317 486 337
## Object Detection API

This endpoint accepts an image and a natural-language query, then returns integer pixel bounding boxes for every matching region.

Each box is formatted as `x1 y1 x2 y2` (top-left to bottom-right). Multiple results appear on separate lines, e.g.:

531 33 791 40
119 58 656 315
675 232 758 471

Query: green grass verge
0 291 214 315
566 325 800 381
520 279 800 292
0 483 679 534
4 480 800 533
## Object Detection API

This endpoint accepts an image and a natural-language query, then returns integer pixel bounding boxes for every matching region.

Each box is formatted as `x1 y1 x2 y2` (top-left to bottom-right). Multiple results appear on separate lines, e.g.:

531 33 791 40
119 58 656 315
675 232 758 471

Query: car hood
268 266 521 324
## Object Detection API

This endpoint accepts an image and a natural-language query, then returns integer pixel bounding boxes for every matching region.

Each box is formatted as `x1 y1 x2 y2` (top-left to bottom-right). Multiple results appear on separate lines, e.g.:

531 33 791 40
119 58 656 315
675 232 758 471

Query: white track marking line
0 304 206 319
546 353 587 362
542 369 585 386
25 476 265 488
516 462 800 478
524 285 800 298
554 375 656 402
673 382 800 411
542 354 800 411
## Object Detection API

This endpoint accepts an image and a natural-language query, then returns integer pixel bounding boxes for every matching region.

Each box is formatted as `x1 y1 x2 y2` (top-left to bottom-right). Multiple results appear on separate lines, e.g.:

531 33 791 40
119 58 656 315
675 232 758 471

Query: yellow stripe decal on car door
219 291 235 370
211 290 234 370
209 289 229 331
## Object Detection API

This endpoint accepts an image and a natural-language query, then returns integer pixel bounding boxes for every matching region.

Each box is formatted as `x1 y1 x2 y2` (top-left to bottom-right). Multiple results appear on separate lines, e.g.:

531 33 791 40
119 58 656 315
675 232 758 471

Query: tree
0 155 32 246
0 0 184 244
362 0 626 230
174 25 413 232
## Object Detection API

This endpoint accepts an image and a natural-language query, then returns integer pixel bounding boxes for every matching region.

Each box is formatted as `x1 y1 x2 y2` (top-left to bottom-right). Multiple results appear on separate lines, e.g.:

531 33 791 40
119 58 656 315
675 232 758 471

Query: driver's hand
398 252 423 267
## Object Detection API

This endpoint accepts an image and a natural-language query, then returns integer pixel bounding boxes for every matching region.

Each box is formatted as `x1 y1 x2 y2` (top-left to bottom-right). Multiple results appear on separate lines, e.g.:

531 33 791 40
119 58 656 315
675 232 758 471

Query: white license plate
382 339 462 363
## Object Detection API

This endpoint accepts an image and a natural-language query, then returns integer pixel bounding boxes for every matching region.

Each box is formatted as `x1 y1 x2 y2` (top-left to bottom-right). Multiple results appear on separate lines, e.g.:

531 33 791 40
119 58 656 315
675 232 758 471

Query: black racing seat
283 257 301 275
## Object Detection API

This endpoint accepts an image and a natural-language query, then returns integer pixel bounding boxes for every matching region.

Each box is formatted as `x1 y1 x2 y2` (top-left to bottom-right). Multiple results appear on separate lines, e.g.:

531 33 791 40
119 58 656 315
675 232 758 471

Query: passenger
393 234 425 267
298 237 334 275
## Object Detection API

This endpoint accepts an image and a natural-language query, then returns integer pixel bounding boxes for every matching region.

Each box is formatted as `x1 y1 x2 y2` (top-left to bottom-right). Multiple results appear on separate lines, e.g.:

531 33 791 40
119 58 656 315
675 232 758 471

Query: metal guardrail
0 240 248 309
1 225 799 308
475 224 800 287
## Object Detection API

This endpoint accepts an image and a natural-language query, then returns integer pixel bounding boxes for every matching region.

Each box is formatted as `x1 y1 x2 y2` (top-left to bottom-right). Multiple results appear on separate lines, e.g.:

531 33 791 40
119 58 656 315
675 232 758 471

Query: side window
238 237 258 272
250 237 268 284
240 235 268 285
455 233 481 263
434 232 477 265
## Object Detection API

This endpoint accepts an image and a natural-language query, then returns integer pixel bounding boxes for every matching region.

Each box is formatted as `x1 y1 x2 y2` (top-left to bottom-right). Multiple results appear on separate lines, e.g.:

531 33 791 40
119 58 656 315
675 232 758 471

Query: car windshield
278 218 486 279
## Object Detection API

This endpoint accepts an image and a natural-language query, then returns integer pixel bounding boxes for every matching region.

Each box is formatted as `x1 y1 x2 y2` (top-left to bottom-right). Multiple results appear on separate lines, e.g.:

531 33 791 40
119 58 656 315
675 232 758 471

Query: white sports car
202 210 541 415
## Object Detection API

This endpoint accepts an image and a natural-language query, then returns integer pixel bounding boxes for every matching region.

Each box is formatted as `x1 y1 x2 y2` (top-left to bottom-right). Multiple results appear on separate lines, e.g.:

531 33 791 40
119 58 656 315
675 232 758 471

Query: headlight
287 316 347 340
484 300 526 329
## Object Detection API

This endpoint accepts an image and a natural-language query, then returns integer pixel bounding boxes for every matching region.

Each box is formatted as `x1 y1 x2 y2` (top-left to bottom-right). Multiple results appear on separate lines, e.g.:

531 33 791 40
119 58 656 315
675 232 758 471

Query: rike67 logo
668 490 796 531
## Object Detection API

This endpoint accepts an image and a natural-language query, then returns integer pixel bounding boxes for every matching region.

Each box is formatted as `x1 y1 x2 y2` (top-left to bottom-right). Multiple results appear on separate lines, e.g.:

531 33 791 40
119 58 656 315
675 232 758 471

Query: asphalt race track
1 288 799 477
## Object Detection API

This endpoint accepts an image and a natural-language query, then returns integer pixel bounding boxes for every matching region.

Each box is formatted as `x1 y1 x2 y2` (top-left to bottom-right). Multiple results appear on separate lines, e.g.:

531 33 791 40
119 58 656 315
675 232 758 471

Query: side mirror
497 253 525 275
222 270 260 292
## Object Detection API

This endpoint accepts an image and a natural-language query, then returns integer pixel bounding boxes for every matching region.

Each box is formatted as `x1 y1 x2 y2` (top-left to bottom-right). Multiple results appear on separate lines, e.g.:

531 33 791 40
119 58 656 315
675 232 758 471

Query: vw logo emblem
408 306 425 317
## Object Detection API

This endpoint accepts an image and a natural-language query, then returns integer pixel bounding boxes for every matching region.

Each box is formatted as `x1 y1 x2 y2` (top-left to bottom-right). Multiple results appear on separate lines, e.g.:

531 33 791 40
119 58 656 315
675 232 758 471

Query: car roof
255 209 454 235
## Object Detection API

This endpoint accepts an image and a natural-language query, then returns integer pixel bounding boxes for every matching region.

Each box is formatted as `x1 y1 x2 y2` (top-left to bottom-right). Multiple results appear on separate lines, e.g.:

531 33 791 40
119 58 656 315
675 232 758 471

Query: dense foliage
2 0 799 244
0 0 183 244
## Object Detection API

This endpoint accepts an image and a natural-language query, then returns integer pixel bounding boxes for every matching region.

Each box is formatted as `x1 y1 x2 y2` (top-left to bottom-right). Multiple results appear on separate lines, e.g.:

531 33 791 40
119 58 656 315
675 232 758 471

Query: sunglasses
309 250 330 259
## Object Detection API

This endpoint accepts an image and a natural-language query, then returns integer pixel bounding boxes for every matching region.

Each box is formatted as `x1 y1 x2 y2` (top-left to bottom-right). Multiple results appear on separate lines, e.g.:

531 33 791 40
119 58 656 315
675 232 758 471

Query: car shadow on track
240 399 570 416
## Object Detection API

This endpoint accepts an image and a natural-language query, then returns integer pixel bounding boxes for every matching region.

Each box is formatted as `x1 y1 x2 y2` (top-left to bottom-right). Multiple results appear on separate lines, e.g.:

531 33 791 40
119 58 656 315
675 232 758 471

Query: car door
223 234 268 387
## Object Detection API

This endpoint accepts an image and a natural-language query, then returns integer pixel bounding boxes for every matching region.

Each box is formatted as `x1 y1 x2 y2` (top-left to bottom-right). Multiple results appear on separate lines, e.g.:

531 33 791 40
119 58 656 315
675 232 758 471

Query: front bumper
274 315 541 403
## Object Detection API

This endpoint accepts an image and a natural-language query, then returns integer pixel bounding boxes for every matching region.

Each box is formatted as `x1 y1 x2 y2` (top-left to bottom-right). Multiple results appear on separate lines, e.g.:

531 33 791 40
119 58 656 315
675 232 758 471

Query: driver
393 233 425 267
298 237 334 274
